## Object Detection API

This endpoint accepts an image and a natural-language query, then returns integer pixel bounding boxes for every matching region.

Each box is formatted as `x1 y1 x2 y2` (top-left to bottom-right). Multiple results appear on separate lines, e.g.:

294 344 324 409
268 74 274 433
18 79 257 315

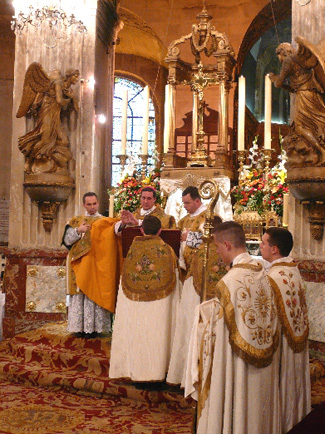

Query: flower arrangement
232 138 288 217
109 167 163 214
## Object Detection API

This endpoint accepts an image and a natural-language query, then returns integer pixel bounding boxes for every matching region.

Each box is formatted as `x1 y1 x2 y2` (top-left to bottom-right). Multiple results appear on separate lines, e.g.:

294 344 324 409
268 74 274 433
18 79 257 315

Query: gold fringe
216 280 279 368
268 276 309 353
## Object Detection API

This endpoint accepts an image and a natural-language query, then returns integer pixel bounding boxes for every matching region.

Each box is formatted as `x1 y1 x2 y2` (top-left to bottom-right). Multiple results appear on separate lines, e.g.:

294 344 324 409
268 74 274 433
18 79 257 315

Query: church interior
0 0 325 432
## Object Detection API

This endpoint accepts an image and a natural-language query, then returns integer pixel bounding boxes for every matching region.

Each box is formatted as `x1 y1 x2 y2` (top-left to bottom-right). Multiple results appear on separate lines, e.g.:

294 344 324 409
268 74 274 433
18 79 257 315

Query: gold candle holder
263 148 272 180
117 154 127 173
237 150 246 186
139 154 149 179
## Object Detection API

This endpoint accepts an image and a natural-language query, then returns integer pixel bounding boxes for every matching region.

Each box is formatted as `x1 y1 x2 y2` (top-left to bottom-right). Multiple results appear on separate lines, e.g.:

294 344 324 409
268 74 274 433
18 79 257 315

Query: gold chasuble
133 204 176 229
122 235 177 302
68 217 123 313
268 262 309 353
190 240 229 299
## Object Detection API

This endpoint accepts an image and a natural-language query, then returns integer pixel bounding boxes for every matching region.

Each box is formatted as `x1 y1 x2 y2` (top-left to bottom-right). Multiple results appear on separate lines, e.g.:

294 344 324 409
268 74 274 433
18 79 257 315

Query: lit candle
282 193 289 227
163 84 170 153
237 76 246 151
121 89 128 155
109 194 115 218
264 74 272 150
142 86 150 155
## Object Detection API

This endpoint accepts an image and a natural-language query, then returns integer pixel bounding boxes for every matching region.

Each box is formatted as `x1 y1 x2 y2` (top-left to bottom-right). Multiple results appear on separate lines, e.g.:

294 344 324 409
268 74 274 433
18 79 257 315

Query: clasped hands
76 222 90 234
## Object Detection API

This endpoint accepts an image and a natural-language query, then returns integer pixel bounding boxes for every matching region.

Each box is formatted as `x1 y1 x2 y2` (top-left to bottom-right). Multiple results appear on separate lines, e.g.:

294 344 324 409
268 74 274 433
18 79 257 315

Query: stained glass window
112 77 156 186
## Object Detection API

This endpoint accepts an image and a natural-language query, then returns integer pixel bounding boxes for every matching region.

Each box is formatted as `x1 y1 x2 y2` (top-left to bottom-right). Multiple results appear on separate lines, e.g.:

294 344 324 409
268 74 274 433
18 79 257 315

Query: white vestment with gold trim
268 257 311 433
185 252 281 434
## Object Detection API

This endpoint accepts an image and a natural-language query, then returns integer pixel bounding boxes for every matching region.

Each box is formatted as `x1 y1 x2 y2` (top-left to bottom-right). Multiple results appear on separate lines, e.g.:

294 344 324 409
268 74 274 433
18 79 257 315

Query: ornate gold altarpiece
161 3 236 188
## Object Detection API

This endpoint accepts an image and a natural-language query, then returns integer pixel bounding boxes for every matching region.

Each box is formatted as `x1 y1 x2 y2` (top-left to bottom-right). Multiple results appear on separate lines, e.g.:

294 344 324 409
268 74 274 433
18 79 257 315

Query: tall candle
109 194 115 218
163 84 170 153
142 86 150 155
264 74 272 149
282 193 289 227
121 89 128 155
237 76 246 151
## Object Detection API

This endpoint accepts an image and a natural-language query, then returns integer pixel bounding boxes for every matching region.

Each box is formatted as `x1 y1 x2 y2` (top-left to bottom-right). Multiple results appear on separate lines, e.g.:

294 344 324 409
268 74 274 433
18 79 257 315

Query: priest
178 186 207 277
167 215 228 387
109 215 180 382
260 227 311 432
62 192 122 336
185 221 281 434
115 186 176 233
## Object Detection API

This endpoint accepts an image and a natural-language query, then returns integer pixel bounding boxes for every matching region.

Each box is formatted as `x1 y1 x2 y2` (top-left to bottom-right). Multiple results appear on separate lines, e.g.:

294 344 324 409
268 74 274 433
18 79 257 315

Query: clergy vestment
115 204 176 233
109 235 180 381
178 204 207 274
63 215 123 333
267 257 311 433
167 240 228 387
185 252 281 434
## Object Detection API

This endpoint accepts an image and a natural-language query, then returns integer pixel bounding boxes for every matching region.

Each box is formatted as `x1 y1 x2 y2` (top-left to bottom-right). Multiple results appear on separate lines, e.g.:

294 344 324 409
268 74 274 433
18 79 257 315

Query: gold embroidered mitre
216 263 279 368
122 235 177 302
190 240 229 299
178 211 206 271
268 262 309 352
133 204 176 229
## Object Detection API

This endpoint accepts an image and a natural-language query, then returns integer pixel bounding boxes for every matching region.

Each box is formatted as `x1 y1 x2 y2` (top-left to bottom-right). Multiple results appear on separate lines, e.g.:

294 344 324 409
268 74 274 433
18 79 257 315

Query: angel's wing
295 36 325 92
16 62 51 118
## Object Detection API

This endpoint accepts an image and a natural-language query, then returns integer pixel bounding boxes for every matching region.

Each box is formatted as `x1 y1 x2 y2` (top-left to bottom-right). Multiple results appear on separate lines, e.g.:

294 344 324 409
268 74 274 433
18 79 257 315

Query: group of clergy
62 186 311 434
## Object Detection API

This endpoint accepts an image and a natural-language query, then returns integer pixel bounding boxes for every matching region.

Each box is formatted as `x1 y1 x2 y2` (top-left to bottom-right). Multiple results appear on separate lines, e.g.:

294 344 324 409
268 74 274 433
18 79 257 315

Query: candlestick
109 194 115 217
116 154 127 173
237 150 246 186
282 193 289 227
264 74 272 150
142 86 150 155
263 148 272 179
163 84 171 153
139 154 148 179
238 76 246 151
121 89 128 155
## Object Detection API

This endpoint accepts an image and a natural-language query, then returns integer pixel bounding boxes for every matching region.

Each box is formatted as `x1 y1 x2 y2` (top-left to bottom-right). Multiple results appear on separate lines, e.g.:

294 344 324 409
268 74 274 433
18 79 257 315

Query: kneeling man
109 215 180 382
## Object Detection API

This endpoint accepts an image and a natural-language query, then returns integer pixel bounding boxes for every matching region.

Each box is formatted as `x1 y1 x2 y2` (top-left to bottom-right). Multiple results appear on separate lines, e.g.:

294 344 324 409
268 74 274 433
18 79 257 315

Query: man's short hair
182 186 201 200
141 186 156 199
212 215 222 230
213 221 246 248
265 227 293 257
142 215 161 235
83 192 98 203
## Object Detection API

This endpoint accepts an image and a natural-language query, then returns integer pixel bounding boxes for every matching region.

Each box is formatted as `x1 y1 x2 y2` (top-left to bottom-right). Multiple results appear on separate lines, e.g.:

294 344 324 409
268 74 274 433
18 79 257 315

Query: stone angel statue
16 62 80 174
269 36 325 168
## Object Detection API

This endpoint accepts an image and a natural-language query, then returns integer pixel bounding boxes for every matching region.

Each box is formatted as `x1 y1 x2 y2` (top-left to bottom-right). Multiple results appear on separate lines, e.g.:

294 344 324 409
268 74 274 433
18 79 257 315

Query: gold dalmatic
64 215 102 296
122 235 177 302
268 262 309 352
178 211 206 271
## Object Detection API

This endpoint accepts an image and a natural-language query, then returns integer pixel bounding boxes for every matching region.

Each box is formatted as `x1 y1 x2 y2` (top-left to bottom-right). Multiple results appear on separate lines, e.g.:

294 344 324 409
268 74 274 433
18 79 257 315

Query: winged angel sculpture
16 62 80 174
269 36 325 168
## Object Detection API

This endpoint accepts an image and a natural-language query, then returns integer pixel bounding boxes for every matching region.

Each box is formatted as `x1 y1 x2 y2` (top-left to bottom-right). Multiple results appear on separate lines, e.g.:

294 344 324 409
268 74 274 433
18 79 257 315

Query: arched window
112 77 156 186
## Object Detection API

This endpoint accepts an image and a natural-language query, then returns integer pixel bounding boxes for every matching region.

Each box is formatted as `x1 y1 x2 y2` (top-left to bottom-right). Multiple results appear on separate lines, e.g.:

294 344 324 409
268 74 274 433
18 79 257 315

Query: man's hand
181 229 190 242
121 210 139 226
77 222 90 234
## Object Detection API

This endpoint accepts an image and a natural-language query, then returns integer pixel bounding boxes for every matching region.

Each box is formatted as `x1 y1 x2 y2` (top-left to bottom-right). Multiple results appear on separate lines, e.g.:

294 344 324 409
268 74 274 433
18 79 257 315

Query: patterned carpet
0 322 324 433
0 380 193 433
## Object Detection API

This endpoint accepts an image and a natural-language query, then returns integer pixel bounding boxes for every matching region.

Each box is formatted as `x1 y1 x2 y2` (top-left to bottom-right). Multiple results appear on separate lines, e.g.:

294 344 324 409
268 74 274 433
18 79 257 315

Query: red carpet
0 322 324 433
